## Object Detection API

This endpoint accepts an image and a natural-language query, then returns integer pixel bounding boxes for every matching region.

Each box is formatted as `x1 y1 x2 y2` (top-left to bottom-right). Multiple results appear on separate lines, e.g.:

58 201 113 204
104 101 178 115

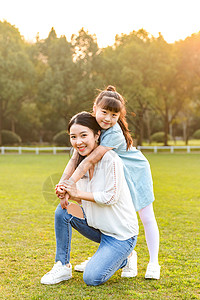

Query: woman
41 112 138 286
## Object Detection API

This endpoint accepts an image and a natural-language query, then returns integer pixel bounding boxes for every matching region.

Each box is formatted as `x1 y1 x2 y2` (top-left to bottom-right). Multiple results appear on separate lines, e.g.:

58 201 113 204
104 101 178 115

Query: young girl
56 86 160 279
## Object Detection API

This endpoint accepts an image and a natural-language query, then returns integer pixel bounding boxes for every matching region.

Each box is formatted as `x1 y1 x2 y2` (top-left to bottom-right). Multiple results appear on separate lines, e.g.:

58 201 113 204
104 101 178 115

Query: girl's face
70 124 99 156
94 105 120 130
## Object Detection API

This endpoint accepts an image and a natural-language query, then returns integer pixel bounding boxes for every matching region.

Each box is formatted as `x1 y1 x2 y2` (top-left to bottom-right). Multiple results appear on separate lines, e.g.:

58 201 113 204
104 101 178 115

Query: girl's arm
70 145 113 183
65 154 122 206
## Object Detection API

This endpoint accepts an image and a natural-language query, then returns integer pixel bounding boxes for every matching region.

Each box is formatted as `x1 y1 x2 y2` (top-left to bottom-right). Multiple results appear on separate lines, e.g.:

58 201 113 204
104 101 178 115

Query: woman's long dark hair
94 85 133 150
68 111 101 168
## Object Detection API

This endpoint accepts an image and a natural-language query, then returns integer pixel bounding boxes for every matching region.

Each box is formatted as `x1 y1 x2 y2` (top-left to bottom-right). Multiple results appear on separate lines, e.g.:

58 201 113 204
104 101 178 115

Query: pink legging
138 203 159 264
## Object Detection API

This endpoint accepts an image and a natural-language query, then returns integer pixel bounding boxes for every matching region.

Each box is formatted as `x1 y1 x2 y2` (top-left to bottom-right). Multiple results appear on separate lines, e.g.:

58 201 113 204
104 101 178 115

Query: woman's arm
64 181 95 202
70 145 113 183
55 150 78 209
56 150 78 197
59 150 79 184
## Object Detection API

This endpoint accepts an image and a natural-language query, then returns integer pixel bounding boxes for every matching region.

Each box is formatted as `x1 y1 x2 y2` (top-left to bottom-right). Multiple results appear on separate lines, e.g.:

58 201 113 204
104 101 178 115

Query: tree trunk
145 110 152 144
0 101 2 146
164 114 169 146
182 122 188 145
164 102 169 146
11 118 15 133
138 111 144 146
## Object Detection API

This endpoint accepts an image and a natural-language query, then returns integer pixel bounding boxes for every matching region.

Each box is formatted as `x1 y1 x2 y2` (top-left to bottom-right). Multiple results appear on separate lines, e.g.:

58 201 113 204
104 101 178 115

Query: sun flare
0 0 200 46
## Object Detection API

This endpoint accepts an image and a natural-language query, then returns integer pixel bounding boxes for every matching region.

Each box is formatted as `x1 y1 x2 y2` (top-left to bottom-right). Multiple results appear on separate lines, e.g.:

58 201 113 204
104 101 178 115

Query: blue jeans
55 204 137 286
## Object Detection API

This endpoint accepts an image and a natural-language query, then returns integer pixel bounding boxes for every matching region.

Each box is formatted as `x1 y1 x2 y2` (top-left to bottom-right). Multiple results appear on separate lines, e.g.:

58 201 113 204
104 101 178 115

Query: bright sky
1 0 200 47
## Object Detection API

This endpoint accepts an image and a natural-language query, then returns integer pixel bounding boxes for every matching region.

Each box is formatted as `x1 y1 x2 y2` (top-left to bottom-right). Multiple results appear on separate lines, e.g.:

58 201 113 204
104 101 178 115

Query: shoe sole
121 272 137 278
74 267 85 272
145 275 160 280
41 275 72 285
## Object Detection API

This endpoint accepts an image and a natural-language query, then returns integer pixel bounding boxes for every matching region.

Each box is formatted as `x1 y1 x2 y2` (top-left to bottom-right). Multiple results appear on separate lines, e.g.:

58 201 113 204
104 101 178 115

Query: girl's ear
93 104 96 114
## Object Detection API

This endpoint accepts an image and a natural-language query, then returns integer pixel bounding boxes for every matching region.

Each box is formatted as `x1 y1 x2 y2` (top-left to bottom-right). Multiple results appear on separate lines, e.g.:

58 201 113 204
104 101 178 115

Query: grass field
0 153 199 299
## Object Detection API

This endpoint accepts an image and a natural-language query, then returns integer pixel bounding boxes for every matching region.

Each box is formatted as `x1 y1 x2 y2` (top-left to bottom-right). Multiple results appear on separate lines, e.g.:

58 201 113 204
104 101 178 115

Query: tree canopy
1 21 200 145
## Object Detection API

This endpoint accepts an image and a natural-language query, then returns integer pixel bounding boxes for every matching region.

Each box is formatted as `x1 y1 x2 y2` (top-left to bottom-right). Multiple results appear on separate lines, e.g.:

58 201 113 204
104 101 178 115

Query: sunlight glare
0 0 200 46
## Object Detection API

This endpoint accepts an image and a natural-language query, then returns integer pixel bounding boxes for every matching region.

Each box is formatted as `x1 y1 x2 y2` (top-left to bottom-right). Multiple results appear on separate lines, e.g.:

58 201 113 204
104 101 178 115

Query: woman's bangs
99 97 121 113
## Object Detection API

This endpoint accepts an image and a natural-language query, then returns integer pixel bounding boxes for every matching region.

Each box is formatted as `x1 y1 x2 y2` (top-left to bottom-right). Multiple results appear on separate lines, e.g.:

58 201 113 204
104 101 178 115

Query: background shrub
150 131 171 143
53 130 70 146
192 129 200 139
1 130 22 145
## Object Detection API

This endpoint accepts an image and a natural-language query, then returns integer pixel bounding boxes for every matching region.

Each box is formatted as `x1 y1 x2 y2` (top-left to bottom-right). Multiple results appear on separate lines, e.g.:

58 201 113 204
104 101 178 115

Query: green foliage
53 130 70 146
0 20 35 145
192 129 200 139
0 154 199 299
16 102 42 143
1 129 21 145
1 21 200 146
151 131 171 143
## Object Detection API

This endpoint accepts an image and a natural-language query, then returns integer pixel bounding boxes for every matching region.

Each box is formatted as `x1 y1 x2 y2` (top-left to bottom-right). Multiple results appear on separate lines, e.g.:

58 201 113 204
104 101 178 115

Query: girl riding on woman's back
56 85 160 280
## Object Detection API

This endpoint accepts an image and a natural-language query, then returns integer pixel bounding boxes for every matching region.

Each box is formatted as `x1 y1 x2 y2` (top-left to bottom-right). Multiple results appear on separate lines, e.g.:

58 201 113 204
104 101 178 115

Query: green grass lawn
0 154 199 299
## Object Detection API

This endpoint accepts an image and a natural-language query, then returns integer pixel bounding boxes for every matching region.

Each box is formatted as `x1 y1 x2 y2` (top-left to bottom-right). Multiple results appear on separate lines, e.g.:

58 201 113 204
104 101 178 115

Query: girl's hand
55 184 67 198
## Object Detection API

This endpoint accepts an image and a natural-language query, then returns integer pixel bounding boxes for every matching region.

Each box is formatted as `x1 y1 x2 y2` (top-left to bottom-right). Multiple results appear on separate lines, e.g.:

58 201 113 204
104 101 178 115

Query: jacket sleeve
93 156 123 205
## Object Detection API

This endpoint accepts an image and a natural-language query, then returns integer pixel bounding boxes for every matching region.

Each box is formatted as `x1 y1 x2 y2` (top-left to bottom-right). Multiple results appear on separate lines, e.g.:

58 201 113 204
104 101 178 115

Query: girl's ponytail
118 114 133 150
106 85 116 92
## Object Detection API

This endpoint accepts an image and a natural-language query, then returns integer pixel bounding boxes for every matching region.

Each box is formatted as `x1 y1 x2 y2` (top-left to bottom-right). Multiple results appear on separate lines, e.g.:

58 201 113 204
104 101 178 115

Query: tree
70 28 102 112
146 34 184 145
100 29 156 145
174 32 200 143
36 29 77 140
0 21 35 145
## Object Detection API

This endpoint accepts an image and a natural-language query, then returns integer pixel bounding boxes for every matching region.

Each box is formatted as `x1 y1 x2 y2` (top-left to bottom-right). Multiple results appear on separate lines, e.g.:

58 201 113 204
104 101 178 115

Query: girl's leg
83 234 137 286
55 204 101 265
138 203 159 264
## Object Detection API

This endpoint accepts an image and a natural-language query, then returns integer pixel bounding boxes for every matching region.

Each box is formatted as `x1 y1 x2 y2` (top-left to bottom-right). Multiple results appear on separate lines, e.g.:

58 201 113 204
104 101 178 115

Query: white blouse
77 151 139 240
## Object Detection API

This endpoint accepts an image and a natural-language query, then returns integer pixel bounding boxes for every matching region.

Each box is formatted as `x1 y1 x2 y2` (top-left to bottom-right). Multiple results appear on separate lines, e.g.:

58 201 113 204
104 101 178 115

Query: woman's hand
60 193 69 209
63 179 80 201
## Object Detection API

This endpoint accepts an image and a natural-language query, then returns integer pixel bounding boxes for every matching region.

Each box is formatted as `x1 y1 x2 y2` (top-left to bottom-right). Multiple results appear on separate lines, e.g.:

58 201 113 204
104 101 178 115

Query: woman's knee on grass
83 267 105 286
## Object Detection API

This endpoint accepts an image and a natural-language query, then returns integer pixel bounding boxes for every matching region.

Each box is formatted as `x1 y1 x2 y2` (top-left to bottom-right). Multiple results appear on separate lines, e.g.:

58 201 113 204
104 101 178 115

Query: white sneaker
41 261 72 284
74 257 91 272
145 262 160 279
121 250 137 277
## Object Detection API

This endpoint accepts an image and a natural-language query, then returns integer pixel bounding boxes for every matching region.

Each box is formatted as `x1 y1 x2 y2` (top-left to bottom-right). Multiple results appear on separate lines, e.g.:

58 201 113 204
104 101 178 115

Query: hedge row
1 130 21 145
1 128 200 146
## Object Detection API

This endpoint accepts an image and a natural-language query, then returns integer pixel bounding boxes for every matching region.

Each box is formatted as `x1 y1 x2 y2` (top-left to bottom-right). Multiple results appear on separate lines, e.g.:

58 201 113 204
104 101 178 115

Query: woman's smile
70 124 99 156
77 145 86 153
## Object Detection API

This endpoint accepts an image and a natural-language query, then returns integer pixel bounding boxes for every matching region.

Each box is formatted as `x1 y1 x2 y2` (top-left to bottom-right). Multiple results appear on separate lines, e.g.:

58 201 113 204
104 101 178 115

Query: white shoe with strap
145 262 160 279
41 261 72 284
121 250 137 277
74 257 91 272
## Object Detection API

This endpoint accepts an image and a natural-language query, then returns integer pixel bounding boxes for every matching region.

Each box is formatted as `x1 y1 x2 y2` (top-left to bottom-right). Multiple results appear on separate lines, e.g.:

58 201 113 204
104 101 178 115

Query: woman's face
70 124 99 156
